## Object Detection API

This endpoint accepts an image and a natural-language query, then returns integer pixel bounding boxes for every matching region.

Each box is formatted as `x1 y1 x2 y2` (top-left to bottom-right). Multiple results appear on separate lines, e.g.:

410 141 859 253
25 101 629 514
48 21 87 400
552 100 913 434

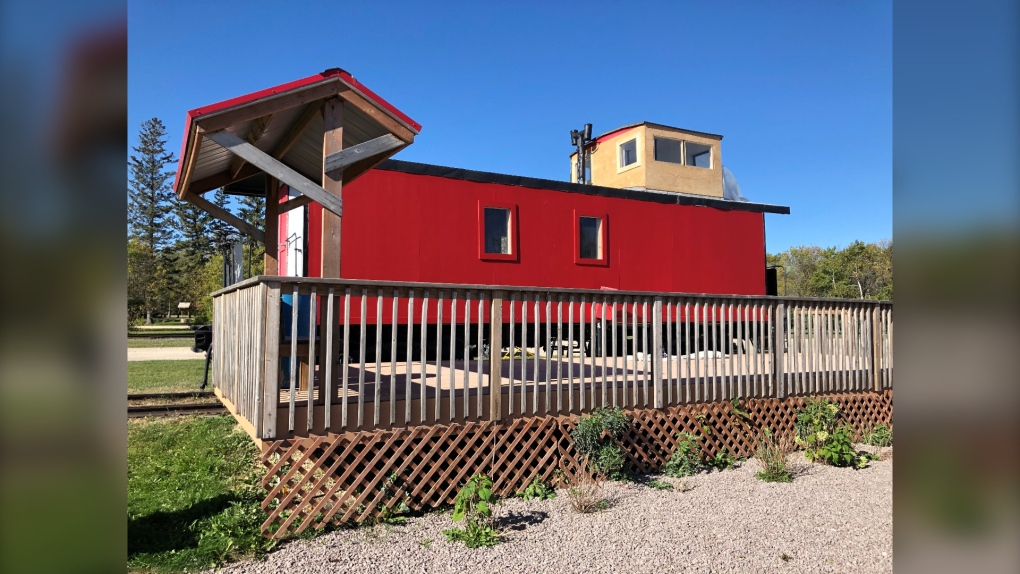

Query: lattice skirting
259 390 892 537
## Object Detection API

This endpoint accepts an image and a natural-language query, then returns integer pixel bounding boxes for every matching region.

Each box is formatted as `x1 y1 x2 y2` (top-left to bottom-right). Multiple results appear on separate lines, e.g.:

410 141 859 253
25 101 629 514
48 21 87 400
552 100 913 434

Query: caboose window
579 216 602 259
619 138 638 167
483 207 511 254
654 137 682 164
685 141 712 168
574 211 608 266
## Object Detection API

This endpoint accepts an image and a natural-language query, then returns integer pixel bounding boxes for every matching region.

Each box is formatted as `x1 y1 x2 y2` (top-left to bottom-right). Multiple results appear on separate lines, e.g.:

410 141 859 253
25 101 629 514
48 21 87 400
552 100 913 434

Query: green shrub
570 407 631 480
794 398 840 460
813 423 871 468
863 424 893 447
794 398 840 455
664 432 703 477
518 477 556 501
795 399 872 469
592 443 627 479
443 475 500 548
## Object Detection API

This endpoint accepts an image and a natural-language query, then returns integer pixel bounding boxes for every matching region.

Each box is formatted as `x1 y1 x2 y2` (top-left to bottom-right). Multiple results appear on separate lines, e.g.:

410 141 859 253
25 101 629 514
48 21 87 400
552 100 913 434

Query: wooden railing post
261 281 281 439
489 291 504 421
651 297 664 408
773 301 786 398
870 304 881 392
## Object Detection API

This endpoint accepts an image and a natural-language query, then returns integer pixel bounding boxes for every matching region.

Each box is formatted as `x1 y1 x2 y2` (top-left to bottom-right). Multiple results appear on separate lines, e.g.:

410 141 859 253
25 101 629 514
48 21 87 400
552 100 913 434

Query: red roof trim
589 126 637 147
185 69 420 132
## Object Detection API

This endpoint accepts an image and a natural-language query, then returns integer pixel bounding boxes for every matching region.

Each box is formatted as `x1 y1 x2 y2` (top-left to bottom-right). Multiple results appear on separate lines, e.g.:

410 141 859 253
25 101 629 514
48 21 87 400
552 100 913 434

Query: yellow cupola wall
570 122 724 199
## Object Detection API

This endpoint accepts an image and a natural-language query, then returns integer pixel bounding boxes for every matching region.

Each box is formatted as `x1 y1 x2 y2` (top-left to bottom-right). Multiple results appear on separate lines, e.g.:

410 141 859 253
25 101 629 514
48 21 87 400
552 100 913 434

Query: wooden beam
340 144 407 186
196 80 339 133
324 134 404 176
321 97 344 278
229 114 273 179
177 130 202 199
337 88 415 144
264 176 279 275
206 129 343 217
279 194 313 214
185 192 266 243
272 101 323 160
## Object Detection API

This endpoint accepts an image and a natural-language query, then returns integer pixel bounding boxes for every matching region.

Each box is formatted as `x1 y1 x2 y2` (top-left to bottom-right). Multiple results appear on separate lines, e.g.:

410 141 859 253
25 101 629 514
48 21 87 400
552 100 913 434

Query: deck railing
211 276 892 440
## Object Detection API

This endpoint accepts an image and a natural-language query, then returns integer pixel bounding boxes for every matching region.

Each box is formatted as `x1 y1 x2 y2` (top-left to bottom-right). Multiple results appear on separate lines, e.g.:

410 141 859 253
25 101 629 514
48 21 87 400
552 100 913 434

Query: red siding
305 169 766 296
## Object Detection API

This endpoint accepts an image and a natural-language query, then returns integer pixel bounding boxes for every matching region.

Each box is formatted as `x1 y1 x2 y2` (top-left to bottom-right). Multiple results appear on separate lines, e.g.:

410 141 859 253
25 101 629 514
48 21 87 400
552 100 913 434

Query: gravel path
212 450 892 574
127 347 204 361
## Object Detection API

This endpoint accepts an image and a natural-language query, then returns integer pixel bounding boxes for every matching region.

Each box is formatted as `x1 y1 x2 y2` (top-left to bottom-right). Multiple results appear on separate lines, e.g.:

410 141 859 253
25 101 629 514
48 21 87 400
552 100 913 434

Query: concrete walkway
128 347 206 362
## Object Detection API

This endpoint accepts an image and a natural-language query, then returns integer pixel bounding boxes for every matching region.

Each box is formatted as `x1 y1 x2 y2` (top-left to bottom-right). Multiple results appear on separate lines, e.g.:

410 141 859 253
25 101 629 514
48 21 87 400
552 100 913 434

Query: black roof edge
375 159 791 215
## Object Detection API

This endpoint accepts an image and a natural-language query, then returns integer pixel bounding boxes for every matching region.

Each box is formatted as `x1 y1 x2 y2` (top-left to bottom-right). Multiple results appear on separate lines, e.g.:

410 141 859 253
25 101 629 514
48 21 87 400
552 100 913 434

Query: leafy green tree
769 240 892 300
128 118 176 323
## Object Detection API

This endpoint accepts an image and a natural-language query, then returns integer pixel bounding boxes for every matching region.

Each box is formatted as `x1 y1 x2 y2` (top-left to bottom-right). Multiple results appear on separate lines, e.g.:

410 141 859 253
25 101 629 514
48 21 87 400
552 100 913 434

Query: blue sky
129 0 891 253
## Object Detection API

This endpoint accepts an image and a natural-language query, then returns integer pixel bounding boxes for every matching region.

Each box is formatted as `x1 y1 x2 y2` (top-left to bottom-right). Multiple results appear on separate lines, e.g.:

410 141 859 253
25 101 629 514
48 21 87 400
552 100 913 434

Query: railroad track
128 392 225 418
128 391 214 400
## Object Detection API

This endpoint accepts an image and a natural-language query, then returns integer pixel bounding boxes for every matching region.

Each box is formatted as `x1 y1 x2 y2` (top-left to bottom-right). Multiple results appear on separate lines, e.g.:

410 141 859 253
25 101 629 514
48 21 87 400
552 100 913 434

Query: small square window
574 211 608 266
654 137 682 164
483 207 511 254
685 142 712 168
619 139 638 168
579 217 602 260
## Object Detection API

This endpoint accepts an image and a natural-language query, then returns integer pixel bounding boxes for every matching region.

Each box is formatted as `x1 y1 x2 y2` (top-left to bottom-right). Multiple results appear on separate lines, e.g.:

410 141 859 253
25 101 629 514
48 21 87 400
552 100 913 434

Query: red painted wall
305 169 766 296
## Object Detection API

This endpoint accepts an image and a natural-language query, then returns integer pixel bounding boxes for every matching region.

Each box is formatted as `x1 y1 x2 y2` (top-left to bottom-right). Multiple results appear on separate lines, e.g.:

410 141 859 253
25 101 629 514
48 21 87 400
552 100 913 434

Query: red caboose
178 70 790 362
283 158 787 295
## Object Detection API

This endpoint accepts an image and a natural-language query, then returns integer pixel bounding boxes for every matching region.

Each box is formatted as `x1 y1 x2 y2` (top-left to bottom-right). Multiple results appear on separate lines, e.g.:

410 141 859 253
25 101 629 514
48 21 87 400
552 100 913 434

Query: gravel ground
211 449 892 574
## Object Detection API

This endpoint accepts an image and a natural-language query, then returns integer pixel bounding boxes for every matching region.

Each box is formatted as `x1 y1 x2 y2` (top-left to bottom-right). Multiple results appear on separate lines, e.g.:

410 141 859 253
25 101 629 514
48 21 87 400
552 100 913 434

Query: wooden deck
210 276 892 440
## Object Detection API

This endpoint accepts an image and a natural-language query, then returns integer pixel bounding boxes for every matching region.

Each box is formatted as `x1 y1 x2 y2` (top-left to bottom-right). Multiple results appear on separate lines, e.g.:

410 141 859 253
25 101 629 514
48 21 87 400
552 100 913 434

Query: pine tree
174 196 214 269
209 187 237 253
128 118 177 323
237 194 266 276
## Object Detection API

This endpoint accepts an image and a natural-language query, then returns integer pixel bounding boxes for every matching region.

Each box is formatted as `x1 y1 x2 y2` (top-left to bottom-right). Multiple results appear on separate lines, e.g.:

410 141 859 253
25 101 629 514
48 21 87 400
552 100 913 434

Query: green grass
128 338 195 348
128 360 207 393
128 416 275 572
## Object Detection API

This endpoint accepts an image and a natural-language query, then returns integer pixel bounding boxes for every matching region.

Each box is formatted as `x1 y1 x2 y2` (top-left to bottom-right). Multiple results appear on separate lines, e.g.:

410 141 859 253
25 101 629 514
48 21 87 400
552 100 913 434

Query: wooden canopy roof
172 69 420 243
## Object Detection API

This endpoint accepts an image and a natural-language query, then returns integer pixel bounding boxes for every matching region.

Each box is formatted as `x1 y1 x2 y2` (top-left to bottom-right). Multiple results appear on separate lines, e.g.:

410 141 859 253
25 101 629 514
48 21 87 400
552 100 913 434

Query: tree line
128 118 265 324
767 240 892 300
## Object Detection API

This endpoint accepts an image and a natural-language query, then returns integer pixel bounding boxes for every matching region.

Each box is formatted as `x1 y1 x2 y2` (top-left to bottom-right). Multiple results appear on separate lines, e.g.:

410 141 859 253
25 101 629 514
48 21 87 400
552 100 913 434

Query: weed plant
571 407 630 480
518 477 556 501
443 475 500 548
664 432 703 477
754 427 794 483
646 479 673 491
863 424 893 447
566 478 609 513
